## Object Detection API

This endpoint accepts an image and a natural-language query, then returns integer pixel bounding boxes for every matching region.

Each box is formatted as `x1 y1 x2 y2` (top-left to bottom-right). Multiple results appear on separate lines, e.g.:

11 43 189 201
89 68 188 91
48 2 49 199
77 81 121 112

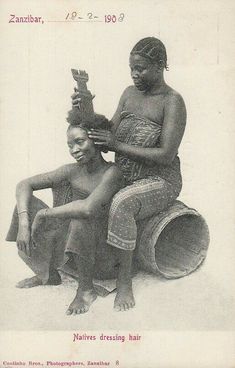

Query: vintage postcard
0 0 235 367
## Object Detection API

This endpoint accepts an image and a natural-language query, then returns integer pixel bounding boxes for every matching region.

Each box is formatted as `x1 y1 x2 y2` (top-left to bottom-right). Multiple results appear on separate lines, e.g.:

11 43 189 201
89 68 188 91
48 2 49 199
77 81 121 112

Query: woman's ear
154 59 165 71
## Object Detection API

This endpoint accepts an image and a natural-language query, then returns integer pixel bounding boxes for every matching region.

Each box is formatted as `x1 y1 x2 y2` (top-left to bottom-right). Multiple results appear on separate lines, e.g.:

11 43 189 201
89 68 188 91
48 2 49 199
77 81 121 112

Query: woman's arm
41 166 124 220
16 165 71 256
16 165 72 214
89 93 187 166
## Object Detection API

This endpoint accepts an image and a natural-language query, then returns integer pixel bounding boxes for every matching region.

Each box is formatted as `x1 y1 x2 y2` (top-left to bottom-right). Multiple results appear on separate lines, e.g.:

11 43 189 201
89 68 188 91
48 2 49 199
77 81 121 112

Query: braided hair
131 37 168 70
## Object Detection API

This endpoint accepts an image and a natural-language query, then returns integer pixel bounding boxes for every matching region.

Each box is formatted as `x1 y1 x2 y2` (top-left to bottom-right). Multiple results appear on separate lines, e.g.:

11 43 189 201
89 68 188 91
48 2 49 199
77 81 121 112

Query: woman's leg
6 197 66 288
64 218 101 315
16 245 62 288
107 177 180 311
113 249 135 311
17 217 69 288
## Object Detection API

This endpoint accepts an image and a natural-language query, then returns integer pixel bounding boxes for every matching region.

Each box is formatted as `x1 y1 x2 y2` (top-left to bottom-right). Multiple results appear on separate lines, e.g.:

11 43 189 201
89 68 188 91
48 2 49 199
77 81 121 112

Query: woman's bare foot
114 281 135 311
66 288 97 315
16 276 43 288
16 270 62 288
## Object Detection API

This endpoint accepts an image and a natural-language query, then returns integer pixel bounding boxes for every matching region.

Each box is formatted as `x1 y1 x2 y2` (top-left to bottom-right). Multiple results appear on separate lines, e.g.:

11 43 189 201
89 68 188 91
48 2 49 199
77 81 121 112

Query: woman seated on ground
6 109 128 315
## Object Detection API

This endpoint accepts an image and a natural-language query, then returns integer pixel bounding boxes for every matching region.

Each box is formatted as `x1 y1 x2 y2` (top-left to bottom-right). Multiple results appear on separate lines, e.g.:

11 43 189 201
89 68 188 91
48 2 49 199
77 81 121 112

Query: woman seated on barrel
6 110 129 315
73 37 187 311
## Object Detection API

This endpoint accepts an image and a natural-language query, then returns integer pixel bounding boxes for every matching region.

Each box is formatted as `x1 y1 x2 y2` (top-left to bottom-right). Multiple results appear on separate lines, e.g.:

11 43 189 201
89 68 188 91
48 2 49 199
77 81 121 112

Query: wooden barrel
136 201 210 279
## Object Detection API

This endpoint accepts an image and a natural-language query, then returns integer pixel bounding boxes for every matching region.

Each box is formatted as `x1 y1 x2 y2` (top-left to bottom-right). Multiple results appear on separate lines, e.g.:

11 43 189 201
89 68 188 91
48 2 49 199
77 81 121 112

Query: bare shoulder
165 88 186 111
121 85 136 100
105 163 124 178
103 163 124 183
59 163 77 171
123 85 135 94
56 163 79 177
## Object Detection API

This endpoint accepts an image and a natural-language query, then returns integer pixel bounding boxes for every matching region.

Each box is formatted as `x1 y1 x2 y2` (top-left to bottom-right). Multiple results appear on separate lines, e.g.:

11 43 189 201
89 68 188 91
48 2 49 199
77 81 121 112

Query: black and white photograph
0 0 234 367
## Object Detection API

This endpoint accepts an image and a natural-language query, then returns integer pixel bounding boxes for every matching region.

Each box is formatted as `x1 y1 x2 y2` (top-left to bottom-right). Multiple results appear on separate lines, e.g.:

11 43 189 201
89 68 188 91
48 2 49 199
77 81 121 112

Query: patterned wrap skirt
107 111 182 251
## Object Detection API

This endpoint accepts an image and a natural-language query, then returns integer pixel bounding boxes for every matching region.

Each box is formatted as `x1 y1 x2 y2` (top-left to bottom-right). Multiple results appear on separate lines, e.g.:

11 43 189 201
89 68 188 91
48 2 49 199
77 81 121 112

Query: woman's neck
146 74 168 95
83 154 107 174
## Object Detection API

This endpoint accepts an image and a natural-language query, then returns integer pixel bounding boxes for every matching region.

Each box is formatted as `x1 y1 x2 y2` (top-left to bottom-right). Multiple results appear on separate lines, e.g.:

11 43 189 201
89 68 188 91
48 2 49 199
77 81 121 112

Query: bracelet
18 210 29 215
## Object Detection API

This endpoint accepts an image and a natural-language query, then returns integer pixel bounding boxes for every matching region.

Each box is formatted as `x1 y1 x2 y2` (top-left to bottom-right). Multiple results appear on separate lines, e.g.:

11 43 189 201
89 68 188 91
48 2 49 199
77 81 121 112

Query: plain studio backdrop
0 0 235 366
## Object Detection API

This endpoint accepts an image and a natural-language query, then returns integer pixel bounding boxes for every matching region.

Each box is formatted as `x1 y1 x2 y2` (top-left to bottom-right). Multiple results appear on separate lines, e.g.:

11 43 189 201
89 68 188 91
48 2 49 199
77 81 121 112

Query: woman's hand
17 215 31 256
88 129 117 151
31 209 48 245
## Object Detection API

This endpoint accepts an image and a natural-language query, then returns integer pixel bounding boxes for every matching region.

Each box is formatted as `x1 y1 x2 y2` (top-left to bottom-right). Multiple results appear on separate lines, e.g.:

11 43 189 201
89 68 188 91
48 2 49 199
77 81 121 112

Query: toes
124 303 131 311
114 304 121 312
67 308 78 315
83 305 89 313
79 305 89 314
121 303 127 311
114 301 135 312
114 303 126 312
67 305 89 315
66 308 73 315
16 279 29 288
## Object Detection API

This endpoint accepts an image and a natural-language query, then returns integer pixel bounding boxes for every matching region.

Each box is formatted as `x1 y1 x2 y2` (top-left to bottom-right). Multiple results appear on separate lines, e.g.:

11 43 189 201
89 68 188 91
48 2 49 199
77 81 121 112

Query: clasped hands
72 88 117 151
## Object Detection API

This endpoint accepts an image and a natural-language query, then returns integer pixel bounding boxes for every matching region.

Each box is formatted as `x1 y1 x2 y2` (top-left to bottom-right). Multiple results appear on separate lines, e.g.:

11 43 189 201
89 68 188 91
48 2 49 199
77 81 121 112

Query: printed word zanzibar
9 14 44 23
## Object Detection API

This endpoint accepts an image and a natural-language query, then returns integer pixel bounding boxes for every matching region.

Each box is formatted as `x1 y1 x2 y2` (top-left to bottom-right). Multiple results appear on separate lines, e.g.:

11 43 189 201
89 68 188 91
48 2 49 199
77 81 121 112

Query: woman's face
67 126 97 164
129 54 160 92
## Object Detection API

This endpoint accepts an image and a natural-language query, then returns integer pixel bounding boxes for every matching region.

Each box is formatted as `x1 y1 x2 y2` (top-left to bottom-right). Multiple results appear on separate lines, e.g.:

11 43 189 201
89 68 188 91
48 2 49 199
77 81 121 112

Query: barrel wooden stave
136 201 210 279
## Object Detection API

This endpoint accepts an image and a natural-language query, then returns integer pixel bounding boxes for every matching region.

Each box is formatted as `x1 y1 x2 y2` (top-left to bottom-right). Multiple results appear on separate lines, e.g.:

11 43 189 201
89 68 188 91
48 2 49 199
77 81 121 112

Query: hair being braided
66 108 110 153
